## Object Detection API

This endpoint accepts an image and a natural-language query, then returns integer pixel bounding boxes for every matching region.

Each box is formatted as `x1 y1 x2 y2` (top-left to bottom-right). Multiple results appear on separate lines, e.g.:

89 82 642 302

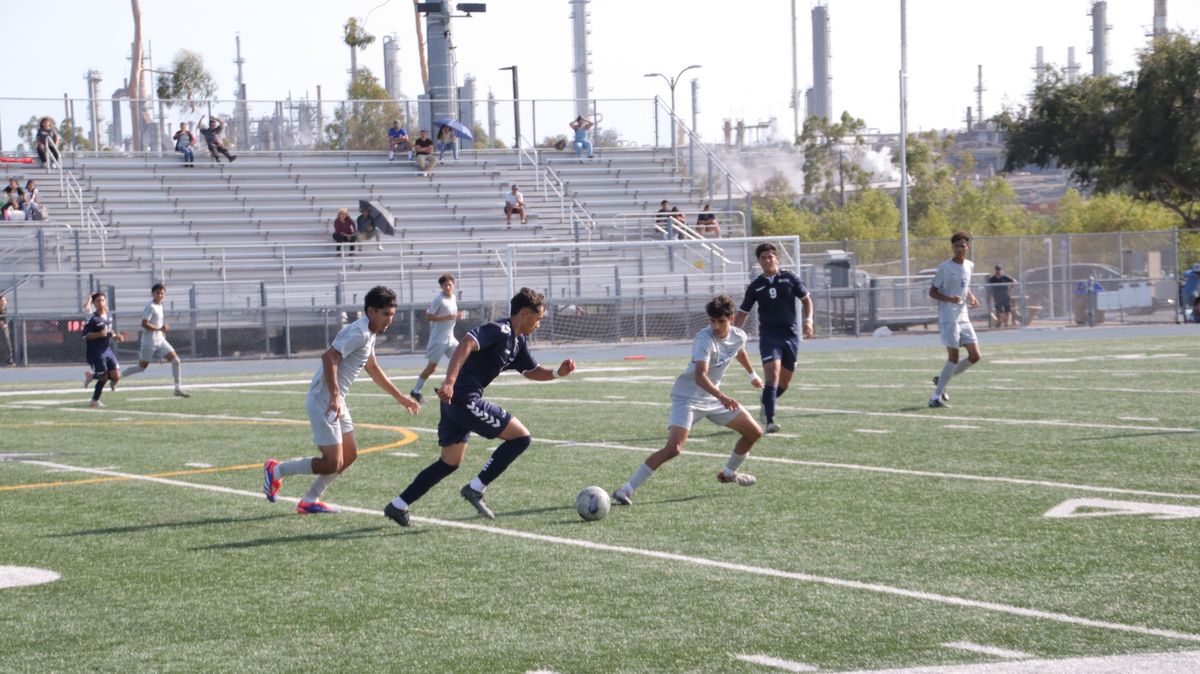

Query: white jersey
140 301 166 346
931 258 974 322
307 316 375 407
427 292 458 345
670 325 748 405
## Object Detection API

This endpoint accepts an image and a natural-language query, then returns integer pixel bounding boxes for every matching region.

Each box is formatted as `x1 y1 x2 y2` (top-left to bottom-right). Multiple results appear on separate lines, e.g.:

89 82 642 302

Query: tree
797 111 872 209
322 69 404 150
343 17 376 81
155 50 217 112
1000 35 1200 228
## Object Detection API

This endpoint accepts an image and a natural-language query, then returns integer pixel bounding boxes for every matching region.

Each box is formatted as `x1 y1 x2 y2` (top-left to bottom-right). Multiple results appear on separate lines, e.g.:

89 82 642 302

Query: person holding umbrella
436 124 458 161
357 199 398 252
356 205 384 251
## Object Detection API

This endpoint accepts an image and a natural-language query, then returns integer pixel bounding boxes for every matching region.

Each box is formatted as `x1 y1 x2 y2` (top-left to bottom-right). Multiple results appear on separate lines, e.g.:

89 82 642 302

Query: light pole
499 65 520 148
644 64 701 150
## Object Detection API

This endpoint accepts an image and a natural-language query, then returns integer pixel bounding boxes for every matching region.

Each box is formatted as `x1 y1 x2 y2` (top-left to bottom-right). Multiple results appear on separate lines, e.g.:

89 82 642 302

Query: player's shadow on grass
1074 430 1198 441
51 513 286 537
192 525 428 550
478 494 714 526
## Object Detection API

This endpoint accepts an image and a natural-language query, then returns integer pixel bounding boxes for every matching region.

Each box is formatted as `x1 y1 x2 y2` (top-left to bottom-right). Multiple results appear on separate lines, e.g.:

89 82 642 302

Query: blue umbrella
432 118 474 142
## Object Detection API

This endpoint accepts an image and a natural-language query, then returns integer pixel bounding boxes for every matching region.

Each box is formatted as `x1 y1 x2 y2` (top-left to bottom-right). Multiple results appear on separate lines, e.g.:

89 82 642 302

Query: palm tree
343 17 376 82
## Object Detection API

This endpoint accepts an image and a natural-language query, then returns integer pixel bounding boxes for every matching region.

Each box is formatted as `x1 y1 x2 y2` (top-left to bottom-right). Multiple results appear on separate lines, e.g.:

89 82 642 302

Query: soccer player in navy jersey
384 288 576 527
81 291 125 408
733 242 814 434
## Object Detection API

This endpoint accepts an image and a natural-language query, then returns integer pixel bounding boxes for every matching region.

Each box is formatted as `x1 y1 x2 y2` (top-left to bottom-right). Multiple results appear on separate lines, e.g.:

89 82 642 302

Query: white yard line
845 649 1200 674
942 641 1032 659
733 653 819 672
20 458 1200 645
855 429 890 434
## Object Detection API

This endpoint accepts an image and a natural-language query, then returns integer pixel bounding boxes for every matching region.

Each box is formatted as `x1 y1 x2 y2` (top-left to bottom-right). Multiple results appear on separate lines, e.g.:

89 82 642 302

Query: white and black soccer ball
575 486 610 521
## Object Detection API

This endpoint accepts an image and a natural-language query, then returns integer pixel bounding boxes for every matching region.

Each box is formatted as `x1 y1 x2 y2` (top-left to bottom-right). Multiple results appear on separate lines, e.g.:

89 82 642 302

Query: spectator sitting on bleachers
356 205 384 251
696 202 719 237
173 122 197 167
35 117 60 168
388 120 411 161
24 180 43 221
504 185 527 226
198 116 237 163
332 208 357 257
2 179 23 221
569 115 594 159
436 124 458 161
656 199 686 239
414 130 437 174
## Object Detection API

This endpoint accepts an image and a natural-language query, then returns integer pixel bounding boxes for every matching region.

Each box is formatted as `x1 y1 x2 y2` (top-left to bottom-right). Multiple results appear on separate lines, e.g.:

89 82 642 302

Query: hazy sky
3 0 1198 148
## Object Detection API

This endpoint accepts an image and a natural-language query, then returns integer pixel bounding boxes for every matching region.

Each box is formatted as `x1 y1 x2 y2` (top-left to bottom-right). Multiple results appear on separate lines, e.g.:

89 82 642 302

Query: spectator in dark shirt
198 116 237 163
986 265 1017 328
696 202 720 238
35 117 60 167
356 205 384 251
332 208 358 256
414 130 437 173
656 199 686 240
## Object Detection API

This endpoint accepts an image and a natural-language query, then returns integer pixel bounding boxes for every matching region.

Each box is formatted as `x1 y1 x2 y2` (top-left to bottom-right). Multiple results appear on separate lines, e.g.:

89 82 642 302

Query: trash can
1072 280 1105 325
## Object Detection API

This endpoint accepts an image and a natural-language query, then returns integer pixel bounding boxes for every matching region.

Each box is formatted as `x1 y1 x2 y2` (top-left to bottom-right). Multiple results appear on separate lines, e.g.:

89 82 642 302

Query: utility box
1123 250 1161 278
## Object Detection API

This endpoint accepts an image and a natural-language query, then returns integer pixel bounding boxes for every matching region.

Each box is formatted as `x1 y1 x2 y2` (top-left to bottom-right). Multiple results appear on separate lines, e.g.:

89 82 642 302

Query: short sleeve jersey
505 191 523 207
739 271 810 335
670 325 748 404
388 127 407 141
141 301 166 346
307 316 376 406
82 313 113 361
932 258 975 321
453 319 537 400
427 292 458 345
986 273 1014 302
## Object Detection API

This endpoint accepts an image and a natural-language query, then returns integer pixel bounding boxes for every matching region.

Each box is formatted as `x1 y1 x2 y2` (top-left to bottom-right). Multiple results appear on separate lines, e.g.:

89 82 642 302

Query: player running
409 274 464 403
262 286 420 514
117 283 189 397
928 231 982 408
733 242 813 433
384 287 576 527
612 295 764 506
81 291 124 408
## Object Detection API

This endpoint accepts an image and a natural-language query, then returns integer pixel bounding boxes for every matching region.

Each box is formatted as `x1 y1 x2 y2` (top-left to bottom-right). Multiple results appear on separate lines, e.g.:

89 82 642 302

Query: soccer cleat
296 500 340 515
928 398 951 409
459 484 495 520
765 422 782 434
88 399 104 408
84 370 93 389
717 470 757 486
717 470 756 486
611 487 633 506
410 390 423 403
174 389 190 398
383 502 411 527
262 459 281 502
932 376 949 402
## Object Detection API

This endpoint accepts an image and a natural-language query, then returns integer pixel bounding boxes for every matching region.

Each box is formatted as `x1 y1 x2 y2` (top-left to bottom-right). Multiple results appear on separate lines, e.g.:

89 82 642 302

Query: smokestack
1067 46 1080 84
383 35 402 100
1090 2 1109 77
810 2 831 121
975 65 985 121
1153 0 1167 38
1034 47 1045 86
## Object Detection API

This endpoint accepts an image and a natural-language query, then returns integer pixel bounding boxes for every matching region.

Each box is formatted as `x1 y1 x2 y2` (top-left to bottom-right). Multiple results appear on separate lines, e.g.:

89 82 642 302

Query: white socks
303 473 338 502
933 360 956 399
413 377 427 394
122 364 145 378
276 458 314 478
390 496 409 510
171 359 182 386
952 358 974 376
623 463 655 494
722 450 747 477
469 476 486 493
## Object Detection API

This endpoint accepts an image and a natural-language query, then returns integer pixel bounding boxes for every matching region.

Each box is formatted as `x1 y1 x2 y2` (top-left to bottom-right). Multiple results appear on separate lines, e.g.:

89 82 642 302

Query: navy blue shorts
438 396 513 447
759 333 799 371
87 350 120 378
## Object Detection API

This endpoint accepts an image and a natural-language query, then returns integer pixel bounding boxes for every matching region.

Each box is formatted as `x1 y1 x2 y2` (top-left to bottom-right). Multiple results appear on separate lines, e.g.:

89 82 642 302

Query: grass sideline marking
942 641 1033 659
733 653 818 671
844 649 1200 673
16 458 1200 645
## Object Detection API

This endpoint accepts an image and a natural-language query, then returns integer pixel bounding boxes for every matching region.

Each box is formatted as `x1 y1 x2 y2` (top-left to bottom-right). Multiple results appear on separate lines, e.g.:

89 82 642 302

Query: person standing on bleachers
198 116 237 163
173 122 197 167
356 205 384 251
332 208 357 256
35 117 60 168
413 130 437 174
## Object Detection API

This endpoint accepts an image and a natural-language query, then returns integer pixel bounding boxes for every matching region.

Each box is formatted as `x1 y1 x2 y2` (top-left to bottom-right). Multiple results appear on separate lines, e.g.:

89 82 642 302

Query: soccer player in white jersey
928 231 983 408
262 286 420 514
612 295 764 506
118 283 188 397
409 274 463 403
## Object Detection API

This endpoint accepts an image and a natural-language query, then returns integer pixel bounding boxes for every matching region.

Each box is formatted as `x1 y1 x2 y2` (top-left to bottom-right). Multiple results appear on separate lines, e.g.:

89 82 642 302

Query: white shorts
668 397 743 430
139 338 176 363
939 317 978 349
306 394 355 447
426 337 458 363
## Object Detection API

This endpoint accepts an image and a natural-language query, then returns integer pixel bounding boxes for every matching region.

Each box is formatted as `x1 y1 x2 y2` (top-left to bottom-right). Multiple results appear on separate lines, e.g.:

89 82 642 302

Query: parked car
1019 263 1157 320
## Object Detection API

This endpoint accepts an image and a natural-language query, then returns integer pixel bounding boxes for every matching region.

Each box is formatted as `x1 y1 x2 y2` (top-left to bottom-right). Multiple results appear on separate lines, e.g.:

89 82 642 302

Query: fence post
188 286 198 358
283 307 292 358
260 282 270 355
36 229 46 275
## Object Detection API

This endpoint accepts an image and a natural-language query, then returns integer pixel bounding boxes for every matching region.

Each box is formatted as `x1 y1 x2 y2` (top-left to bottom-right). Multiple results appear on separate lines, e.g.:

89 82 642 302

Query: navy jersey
82 313 114 360
453 319 538 400
739 271 810 335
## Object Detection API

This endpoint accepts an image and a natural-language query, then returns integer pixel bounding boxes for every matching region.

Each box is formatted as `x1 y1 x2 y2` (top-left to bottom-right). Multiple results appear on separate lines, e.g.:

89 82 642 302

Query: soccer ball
575 486 610 521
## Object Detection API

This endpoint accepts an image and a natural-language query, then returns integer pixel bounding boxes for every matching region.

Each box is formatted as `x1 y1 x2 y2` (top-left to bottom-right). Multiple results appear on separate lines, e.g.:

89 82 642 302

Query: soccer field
1 334 1198 673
